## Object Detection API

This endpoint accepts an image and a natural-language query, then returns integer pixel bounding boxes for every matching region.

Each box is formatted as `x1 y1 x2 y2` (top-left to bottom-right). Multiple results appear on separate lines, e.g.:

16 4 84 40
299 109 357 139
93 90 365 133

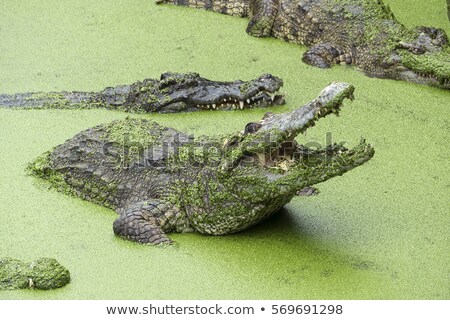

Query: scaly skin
0 72 284 112
158 0 450 89
29 83 374 245
0 257 70 290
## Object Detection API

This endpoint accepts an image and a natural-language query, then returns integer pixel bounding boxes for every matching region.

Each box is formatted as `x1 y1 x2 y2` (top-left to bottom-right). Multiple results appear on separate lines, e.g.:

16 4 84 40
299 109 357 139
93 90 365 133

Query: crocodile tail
0 91 99 109
0 83 135 110
157 0 251 17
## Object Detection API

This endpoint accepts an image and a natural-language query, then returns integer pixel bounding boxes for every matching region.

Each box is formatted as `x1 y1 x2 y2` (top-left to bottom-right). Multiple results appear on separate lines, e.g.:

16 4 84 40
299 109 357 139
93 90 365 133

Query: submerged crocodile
0 72 284 112
0 257 70 290
158 0 450 89
30 83 374 245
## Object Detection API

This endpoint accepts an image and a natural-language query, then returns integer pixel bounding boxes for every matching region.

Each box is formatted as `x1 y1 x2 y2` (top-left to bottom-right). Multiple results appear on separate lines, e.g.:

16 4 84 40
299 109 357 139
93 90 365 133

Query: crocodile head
372 27 450 89
178 83 374 235
225 82 374 182
143 72 285 112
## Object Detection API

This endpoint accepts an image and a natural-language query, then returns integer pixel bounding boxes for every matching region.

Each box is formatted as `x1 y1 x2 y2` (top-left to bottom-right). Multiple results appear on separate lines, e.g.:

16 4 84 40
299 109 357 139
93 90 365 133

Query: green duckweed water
0 0 449 299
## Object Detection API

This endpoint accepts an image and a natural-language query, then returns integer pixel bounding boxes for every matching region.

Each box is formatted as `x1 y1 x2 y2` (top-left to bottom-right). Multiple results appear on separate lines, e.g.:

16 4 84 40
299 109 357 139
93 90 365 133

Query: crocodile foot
302 43 353 68
113 200 187 245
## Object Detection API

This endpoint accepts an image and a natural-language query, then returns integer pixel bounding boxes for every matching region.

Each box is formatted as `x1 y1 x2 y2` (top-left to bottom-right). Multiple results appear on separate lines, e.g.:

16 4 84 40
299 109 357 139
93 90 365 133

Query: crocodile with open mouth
0 72 284 112
158 0 450 89
29 82 374 245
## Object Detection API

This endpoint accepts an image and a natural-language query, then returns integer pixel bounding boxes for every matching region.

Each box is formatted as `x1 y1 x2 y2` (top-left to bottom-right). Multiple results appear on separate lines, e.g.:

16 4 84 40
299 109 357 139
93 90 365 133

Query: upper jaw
191 74 285 110
191 90 285 110
256 82 355 139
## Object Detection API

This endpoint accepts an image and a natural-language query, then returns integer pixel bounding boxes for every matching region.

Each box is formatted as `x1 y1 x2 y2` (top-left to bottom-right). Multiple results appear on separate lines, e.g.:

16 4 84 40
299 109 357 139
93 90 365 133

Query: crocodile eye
160 72 176 80
244 122 262 134
260 74 273 80
262 112 274 119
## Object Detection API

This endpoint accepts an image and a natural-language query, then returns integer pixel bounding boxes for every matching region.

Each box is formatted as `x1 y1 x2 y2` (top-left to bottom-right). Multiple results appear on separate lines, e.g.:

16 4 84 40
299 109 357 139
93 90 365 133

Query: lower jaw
398 71 449 88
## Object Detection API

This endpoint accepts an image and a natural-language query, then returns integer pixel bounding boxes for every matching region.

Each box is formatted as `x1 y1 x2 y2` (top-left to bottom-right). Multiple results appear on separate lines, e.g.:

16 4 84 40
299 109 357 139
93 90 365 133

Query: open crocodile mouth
193 90 285 110
261 103 349 170
264 136 374 175
243 82 373 171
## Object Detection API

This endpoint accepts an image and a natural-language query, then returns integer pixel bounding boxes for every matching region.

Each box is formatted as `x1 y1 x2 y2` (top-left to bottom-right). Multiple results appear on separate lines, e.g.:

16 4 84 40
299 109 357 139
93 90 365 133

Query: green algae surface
0 0 449 299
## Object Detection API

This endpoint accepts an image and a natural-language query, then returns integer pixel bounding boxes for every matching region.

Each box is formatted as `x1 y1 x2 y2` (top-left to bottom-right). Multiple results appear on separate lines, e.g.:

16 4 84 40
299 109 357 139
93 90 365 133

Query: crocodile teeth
239 101 244 109
212 104 216 109
246 99 250 104
271 94 275 101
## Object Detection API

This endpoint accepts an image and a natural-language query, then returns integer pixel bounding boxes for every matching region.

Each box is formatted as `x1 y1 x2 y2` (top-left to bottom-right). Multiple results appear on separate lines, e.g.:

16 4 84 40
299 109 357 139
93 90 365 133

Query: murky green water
0 0 448 299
